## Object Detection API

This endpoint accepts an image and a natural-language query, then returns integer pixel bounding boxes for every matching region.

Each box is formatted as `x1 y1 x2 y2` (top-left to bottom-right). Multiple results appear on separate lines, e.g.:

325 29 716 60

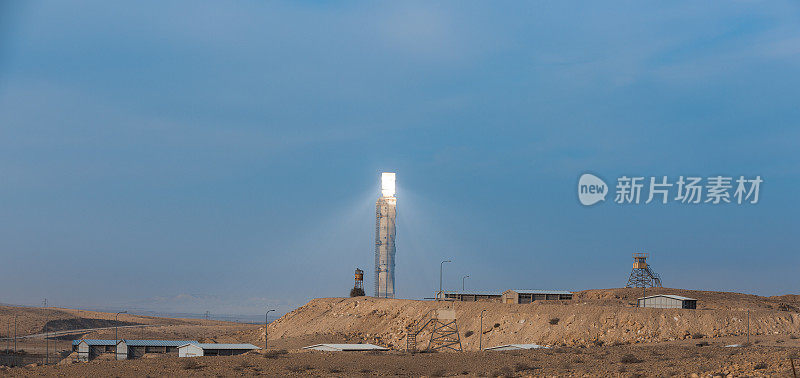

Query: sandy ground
2 335 799 377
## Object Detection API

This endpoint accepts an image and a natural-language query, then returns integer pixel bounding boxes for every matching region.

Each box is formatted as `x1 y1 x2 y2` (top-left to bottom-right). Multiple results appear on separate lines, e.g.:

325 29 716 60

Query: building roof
444 291 502 296
120 340 198 347
302 343 389 352
637 294 697 301
484 343 549 351
76 339 118 346
505 289 573 295
179 343 260 350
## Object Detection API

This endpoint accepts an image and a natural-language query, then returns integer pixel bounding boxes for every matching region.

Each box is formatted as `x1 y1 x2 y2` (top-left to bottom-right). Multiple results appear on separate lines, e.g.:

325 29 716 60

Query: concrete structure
637 294 697 309
484 343 549 351
302 343 388 352
502 290 573 304
178 343 260 357
116 339 197 360
375 172 397 298
75 339 116 361
443 291 502 302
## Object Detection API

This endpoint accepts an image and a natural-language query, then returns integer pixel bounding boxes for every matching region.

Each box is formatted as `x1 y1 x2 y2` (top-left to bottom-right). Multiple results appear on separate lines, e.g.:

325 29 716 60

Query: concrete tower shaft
375 173 397 298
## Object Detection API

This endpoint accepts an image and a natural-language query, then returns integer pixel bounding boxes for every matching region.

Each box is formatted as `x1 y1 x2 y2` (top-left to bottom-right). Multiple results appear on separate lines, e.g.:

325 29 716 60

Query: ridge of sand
259 288 800 350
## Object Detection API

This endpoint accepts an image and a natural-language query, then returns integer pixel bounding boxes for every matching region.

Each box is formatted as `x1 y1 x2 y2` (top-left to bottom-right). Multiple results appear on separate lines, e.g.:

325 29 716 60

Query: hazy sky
1 1 798 317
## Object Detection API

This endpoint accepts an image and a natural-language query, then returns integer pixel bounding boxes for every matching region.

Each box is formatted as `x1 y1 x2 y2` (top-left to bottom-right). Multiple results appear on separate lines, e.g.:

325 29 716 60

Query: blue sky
0 1 798 316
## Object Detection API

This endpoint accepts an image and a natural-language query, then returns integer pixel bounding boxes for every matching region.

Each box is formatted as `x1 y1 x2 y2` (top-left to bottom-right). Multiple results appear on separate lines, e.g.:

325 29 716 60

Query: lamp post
479 309 486 351
45 311 49 365
461 275 470 292
115 311 127 345
265 310 276 350
439 260 452 301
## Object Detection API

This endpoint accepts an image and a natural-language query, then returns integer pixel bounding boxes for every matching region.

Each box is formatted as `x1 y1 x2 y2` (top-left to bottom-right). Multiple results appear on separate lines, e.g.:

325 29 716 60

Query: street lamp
479 309 487 351
45 311 49 365
115 311 127 345
439 260 452 301
265 309 276 350
461 275 470 291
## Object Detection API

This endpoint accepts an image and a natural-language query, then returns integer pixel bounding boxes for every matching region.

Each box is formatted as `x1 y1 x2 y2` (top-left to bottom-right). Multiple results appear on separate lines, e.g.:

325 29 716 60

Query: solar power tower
374 172 397 298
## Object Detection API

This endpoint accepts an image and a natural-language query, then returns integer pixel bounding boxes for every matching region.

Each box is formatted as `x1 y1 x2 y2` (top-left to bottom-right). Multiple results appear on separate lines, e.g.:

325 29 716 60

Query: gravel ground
2 337 799 377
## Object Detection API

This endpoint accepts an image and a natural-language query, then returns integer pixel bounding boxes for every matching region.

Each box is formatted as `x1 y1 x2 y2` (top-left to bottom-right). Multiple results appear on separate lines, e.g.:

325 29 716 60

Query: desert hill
259 288 800 350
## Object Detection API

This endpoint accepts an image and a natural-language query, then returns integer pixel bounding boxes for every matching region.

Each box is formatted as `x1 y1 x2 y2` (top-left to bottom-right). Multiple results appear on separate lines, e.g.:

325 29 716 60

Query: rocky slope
262 288 800 350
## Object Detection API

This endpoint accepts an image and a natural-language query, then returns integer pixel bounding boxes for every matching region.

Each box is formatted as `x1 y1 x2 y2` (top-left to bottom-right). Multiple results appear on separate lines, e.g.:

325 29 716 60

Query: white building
178 343 260 357
637 294 697 309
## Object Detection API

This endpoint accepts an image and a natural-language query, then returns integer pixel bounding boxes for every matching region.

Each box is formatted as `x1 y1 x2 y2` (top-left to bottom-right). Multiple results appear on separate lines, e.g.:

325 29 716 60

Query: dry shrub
359 368 372 374
620 354 643 364
287 365 313 373
513 362 538 372
695 341 709 347
181 359 204 370
549 318 560 325
464 330 474 338
754 362 767 370
490 366 513 377
430 369 448 377
691 333 705 339
263 349 288 359
593 339 605 346
232 361 252 371
328 368 341 373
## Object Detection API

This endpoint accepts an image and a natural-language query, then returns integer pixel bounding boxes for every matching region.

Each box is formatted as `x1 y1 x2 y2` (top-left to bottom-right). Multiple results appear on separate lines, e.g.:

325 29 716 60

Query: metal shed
178 343 260 357
75 339 117 361
443 291 502 302
301 343 389 352
637 294 697 309
116 340 198 360
484 343 549 351
502 290 573 304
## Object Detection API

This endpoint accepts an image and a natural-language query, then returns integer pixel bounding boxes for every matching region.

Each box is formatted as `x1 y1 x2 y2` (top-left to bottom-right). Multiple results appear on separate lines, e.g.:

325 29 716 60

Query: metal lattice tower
374 173 397 298
405 308 463 353
626 253 662 288
427 309 462 352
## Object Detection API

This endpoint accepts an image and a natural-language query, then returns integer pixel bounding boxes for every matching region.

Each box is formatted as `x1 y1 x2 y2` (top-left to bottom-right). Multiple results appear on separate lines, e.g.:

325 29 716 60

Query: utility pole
479 309 486 351
45 312 49 365
461 275 470 292
265 310 275 350
438 260 451 301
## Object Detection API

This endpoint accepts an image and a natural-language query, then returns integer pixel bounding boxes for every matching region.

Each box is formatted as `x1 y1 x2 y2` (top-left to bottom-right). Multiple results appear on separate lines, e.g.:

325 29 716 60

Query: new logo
578 173 608 206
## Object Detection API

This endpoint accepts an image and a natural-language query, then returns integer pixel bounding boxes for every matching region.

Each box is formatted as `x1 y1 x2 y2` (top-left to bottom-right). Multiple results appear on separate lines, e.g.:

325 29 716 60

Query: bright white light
381 172 396 197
